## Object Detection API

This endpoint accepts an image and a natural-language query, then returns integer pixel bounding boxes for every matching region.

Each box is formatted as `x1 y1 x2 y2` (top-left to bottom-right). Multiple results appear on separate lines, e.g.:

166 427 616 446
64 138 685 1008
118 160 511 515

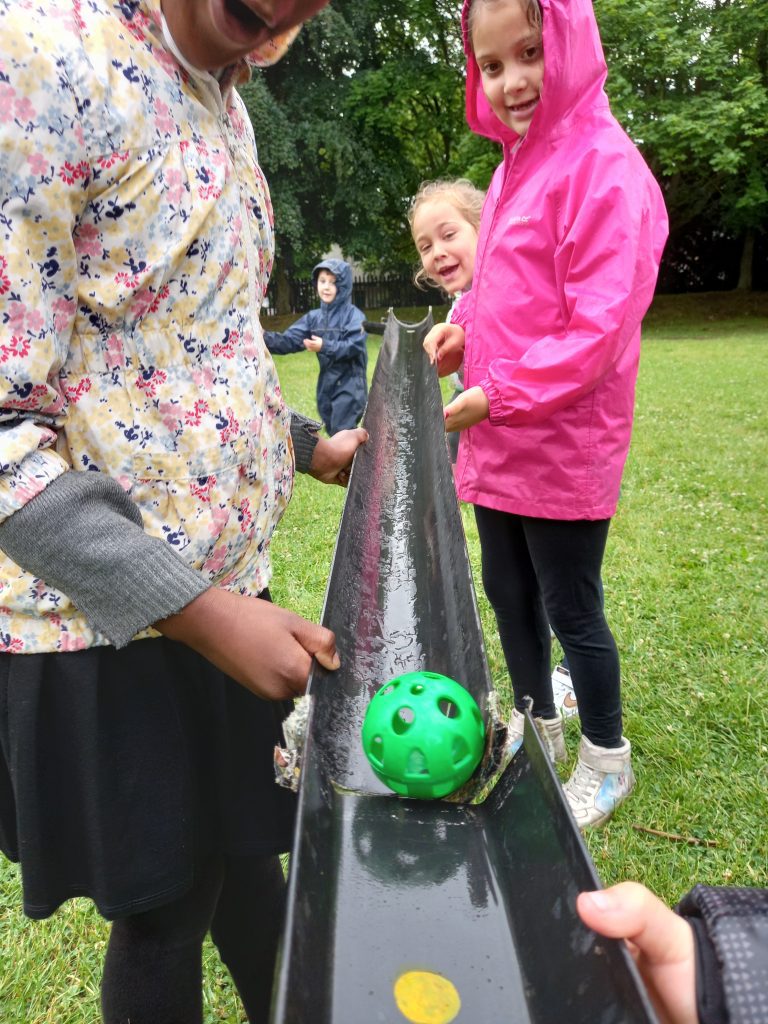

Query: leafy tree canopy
597 0 768 238
241 0 497 279
241 0 767 286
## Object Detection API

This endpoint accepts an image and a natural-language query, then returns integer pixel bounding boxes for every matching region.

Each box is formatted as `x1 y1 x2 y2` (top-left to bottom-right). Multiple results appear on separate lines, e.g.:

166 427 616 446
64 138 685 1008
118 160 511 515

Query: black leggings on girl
101 853 285 1024
473 506 623 748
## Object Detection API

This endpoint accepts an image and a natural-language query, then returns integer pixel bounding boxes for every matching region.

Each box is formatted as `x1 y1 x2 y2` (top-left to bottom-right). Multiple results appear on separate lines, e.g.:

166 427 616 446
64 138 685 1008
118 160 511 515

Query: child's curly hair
408 179 486 292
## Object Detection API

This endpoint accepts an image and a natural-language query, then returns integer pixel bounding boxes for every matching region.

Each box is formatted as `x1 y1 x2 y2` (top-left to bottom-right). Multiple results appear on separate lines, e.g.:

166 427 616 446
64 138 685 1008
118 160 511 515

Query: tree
240 0 498 296
243 0 767 295
596 0 768 289
239 6 360 304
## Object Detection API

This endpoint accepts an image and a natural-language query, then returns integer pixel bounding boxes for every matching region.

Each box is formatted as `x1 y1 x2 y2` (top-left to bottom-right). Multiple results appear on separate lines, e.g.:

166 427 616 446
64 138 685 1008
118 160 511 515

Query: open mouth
222 0 268 33
508 98 538 117
439 264 459 279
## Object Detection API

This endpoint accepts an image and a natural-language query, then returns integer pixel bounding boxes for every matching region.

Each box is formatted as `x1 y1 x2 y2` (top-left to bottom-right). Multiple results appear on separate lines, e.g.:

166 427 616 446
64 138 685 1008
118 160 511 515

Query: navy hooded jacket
264 259 368 434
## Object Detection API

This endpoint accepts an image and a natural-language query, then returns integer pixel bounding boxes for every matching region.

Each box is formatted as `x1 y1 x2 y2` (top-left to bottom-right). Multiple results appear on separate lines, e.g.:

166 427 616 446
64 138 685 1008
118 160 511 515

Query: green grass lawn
1 293 766 1022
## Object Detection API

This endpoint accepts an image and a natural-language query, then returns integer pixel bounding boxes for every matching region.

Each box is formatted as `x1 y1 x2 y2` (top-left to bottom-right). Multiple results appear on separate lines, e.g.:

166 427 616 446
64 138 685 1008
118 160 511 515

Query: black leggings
473 506 622 747
101 854 285 1024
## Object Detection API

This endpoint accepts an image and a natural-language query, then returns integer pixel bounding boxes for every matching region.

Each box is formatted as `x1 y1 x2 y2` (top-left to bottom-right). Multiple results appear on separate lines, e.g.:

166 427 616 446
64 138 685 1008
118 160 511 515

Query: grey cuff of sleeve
0 472 209 648
290 410 322 474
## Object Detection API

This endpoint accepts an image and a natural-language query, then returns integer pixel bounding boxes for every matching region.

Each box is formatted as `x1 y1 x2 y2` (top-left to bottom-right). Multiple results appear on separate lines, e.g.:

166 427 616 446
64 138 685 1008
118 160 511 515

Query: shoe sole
576 807 614 830
572 785 636 830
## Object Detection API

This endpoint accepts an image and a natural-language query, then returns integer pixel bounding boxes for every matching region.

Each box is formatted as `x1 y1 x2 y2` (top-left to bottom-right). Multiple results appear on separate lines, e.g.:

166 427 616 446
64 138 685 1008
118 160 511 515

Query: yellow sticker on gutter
393 970 461 1023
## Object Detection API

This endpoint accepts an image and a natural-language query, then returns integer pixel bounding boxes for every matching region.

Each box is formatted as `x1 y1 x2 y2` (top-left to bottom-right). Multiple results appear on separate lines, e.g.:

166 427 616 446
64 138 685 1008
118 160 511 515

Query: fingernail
583 891 614 911
332 652 341 669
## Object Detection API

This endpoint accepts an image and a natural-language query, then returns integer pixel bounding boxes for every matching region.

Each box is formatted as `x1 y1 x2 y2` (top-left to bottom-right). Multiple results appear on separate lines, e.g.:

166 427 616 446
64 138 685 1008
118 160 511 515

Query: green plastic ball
361 671 485 799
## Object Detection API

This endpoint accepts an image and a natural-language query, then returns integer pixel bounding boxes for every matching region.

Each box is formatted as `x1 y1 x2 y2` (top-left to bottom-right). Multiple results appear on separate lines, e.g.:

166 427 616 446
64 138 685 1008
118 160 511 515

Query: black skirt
0 636 296 920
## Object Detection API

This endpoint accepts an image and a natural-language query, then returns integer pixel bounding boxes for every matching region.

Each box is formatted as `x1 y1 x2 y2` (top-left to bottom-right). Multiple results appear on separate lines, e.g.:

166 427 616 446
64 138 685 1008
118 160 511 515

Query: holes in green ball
451 735 470 767
392 707 415 734
438 697 459 719
406 748 429 777
369 735 384 768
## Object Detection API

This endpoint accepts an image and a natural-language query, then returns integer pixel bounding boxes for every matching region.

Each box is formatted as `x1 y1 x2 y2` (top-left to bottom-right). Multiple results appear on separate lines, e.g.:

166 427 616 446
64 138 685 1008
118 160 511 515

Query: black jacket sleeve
676 884 768 1024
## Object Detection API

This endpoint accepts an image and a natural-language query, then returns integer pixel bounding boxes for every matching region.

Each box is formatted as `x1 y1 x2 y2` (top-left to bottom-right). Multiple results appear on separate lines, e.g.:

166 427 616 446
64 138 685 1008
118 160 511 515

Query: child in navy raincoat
264 260 368 434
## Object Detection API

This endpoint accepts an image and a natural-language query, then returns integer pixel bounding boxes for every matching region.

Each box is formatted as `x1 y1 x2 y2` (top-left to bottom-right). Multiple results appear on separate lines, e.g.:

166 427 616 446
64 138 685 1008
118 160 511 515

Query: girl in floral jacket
0 1 364 1021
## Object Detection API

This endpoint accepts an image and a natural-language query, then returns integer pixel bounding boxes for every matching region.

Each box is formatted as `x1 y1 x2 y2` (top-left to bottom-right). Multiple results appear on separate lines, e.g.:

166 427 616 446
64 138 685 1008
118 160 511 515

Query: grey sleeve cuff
290 410 322 474
0 472 209 648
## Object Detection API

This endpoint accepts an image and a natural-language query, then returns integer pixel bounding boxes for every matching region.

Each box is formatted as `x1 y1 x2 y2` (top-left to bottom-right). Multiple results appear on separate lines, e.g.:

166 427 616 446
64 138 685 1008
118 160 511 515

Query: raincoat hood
312 258 354 308
462 0 610 146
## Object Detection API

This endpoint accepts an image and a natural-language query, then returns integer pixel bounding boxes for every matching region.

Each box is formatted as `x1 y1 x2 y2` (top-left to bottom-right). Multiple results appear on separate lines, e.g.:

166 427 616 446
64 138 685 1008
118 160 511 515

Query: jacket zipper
459 142 521 491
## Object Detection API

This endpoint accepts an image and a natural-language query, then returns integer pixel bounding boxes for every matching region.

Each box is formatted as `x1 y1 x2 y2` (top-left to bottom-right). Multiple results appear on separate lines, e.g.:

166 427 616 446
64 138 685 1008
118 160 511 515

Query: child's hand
423 323 465 376
309 427 369 486
304 335 323 351
155 588 340 700
444 386 489 431
577 884 697 1024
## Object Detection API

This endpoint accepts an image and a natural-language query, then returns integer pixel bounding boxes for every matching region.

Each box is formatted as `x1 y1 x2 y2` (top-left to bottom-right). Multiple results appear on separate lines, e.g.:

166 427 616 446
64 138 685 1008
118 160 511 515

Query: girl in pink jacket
425 0 668 828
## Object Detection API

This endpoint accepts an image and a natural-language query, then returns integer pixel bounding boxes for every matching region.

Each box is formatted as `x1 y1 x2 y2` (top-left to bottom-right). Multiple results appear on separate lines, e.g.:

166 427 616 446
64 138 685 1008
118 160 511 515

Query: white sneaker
551 664 579 718
505 708 567 765
563 735 634 829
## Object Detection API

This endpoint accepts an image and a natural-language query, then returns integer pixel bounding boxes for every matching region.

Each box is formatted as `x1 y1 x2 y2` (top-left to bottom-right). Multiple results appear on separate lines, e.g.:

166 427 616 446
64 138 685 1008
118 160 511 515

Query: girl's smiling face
412 198 479 296
162 0 327 71
471 0 544 138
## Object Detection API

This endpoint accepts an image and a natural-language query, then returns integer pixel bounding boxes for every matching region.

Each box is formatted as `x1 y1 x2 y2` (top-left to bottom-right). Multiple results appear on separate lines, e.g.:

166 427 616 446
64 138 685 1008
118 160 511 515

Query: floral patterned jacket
0 0 294 653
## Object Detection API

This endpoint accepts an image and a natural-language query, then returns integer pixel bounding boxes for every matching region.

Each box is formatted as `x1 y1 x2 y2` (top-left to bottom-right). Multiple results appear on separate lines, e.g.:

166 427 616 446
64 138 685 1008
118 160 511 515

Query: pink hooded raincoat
453 0 668 520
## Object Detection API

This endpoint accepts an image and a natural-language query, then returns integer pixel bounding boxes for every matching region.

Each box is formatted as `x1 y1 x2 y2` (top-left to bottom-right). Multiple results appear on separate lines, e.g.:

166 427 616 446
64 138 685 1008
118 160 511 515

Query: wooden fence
264 273 445 316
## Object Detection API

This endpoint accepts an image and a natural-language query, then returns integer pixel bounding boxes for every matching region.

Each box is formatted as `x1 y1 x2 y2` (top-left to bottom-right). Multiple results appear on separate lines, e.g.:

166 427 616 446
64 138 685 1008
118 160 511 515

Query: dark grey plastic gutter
272 312 657 1024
